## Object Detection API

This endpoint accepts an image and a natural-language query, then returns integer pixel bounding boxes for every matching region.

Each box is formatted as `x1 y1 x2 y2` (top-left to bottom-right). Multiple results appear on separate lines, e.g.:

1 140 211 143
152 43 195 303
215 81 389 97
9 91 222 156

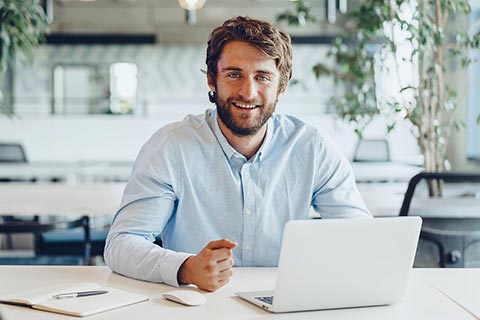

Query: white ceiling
51 0 354 43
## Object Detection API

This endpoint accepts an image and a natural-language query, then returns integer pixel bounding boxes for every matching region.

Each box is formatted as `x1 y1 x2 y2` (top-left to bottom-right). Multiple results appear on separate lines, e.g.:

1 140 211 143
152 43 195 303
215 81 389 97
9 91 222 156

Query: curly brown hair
206 16 293 94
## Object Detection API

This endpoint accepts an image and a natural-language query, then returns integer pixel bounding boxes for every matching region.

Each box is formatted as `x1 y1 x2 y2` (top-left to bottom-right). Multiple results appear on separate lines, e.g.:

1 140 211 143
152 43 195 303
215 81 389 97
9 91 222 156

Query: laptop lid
237 216 422 313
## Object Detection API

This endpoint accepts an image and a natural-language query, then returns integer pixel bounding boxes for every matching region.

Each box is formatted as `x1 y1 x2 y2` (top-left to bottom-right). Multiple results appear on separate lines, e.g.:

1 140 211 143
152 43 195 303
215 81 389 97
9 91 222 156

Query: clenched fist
178 239 238 291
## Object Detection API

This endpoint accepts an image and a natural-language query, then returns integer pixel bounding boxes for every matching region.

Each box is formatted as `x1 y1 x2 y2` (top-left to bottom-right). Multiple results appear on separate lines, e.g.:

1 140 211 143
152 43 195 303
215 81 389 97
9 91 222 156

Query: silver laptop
236 216 422 313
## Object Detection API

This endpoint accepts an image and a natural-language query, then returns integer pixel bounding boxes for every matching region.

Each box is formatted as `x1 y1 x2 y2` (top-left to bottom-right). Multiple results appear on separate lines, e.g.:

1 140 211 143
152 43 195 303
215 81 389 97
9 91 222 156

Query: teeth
235 103 257 109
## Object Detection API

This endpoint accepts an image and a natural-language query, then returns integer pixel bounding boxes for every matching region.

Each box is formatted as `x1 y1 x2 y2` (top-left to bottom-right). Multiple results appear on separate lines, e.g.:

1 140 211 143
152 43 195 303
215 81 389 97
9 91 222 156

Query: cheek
262 87 279 101
215 80 235 95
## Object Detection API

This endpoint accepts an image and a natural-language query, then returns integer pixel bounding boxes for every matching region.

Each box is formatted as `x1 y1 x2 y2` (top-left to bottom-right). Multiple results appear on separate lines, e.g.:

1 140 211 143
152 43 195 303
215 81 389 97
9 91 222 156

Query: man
104 16 371 292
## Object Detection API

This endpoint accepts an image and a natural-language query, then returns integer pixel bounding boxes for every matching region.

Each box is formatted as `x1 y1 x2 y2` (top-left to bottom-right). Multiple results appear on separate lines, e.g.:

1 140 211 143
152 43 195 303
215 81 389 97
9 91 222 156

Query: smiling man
104 16 371 292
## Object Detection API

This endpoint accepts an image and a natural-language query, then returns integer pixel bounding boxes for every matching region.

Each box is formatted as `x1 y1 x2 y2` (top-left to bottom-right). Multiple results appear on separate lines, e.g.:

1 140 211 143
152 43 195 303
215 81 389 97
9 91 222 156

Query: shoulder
147 110 212 145
157 111 209 137
271 114 332 145
270 114 345 164
138 110 213 160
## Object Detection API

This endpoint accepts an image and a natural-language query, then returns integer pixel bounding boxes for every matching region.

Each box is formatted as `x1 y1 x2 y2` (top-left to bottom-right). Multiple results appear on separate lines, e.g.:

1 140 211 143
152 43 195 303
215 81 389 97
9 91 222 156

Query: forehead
217 41 278 73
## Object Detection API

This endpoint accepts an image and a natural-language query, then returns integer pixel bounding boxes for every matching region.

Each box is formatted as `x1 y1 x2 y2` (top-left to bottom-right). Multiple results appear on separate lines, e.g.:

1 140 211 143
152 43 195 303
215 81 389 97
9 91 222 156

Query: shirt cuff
161 251 194 287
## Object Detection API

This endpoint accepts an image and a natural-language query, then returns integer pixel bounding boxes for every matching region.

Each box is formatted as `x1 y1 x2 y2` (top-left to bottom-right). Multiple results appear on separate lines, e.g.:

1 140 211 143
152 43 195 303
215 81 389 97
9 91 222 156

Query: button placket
241 163 255 266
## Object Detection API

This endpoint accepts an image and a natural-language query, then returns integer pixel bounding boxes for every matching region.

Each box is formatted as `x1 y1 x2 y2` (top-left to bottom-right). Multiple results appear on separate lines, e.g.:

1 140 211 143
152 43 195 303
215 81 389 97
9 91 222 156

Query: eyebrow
220 67 276 75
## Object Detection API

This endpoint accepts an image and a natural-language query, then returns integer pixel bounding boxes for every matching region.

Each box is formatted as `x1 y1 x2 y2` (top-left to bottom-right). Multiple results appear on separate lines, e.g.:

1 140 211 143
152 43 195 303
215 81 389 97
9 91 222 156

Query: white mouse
162 290 207 306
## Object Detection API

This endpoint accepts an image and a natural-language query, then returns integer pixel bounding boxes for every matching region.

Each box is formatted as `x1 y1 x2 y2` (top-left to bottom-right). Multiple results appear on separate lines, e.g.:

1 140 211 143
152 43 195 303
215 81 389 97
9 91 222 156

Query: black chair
0 215 91 265
37 225 108 262
400 172 480 267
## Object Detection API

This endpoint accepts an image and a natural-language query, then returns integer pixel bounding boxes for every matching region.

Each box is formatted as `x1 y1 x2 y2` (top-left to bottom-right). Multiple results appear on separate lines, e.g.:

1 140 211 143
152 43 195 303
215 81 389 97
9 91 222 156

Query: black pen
53 290 109 299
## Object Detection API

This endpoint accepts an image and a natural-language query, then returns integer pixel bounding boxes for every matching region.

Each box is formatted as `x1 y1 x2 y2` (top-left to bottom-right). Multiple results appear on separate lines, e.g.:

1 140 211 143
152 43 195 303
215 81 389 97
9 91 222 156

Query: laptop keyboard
255 296 274 305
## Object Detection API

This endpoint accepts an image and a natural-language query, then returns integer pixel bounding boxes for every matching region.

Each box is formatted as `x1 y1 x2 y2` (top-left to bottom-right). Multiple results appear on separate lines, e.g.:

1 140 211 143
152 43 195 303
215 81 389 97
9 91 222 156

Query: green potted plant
0 0 48 116
279 0 480 196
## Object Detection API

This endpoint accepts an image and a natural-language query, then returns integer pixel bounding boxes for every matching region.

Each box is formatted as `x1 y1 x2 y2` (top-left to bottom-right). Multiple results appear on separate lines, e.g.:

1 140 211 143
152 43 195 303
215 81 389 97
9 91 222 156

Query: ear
207 73 215 92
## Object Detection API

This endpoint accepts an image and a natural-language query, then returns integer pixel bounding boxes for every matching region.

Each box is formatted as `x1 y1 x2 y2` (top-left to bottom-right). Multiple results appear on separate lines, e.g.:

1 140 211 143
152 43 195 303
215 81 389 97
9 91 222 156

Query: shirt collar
208 108 274 163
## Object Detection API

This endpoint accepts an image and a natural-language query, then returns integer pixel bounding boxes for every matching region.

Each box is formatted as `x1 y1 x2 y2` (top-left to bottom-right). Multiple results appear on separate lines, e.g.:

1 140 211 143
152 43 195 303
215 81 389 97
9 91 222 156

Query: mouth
232 102 260 110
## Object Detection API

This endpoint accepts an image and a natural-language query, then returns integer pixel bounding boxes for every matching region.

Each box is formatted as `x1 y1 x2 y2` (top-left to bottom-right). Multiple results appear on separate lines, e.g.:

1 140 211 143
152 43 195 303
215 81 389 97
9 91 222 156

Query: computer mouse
162 290 207 306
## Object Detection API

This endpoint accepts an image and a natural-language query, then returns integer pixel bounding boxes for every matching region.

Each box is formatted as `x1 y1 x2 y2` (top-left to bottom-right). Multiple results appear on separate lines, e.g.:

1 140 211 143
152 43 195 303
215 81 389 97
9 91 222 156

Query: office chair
400 172 480 268
0 143 27 163
353 139 390 162
0 142 34 183
37 225 108 264
0 215 91 265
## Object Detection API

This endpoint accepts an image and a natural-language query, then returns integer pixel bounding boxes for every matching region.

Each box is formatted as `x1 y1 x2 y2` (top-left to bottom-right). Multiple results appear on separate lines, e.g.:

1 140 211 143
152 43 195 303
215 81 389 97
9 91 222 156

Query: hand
178 239 238 292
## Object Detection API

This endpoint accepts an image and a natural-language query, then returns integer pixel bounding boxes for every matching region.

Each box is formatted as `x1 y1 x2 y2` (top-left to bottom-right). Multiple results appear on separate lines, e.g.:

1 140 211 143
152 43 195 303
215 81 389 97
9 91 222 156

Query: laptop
236 216 422 313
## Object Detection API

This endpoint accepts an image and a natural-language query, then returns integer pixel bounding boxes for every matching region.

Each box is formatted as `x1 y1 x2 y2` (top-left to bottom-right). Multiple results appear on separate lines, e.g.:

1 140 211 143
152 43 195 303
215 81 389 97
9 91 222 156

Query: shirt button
244 245 251 251
245 209 252 215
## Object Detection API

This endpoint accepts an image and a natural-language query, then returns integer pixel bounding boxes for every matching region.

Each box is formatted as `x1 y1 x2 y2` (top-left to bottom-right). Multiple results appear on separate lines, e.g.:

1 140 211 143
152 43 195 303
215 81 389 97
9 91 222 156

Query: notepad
0 282 149 317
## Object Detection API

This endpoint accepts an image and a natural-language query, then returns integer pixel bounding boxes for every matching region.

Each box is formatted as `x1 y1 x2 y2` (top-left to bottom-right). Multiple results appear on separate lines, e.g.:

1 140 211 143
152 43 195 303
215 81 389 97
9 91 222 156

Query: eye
227 73 241 79
257 75 270 82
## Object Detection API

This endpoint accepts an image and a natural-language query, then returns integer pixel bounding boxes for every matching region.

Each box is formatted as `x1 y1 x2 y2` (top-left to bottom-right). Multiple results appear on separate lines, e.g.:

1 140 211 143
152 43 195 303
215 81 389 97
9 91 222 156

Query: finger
217 268 234 282
209 247 234 262
217 257 234 272
217 278 230 288
201 249 230 267
207 239 238 250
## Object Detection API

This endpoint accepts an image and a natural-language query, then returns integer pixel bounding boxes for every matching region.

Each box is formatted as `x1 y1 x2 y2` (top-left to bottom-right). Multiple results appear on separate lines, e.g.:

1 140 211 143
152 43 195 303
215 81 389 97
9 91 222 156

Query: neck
217 118 267 160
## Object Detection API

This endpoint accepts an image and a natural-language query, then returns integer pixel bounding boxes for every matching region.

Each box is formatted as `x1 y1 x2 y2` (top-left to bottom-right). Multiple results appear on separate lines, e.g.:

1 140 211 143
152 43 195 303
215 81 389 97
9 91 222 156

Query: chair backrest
353 139 390 162
399 172 480 216
399 172 480 267
0 143 27 163
0 215 91 265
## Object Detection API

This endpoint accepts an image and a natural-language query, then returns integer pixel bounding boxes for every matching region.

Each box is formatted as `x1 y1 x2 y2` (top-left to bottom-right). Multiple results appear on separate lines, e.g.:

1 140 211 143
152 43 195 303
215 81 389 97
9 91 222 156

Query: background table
0 183 125 217
0 267 476 320
0 162 133 184
351 162 423 183
357 182 480 218
0 183 124 255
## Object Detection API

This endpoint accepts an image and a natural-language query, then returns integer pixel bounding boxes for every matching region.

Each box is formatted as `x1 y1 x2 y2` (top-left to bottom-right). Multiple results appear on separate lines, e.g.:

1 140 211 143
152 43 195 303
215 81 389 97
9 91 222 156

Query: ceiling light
177 0 206 25
178 0 206 11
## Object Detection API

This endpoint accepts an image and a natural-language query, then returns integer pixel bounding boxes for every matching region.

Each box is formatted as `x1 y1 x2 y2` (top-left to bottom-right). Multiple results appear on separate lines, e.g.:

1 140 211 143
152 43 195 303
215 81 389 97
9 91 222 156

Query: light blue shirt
104 109 371 287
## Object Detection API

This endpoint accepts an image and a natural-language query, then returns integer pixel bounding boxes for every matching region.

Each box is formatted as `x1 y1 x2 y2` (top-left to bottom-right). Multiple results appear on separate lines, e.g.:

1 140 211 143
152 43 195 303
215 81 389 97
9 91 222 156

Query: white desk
0 183 125 216
416 269 480 319
0 267 476 320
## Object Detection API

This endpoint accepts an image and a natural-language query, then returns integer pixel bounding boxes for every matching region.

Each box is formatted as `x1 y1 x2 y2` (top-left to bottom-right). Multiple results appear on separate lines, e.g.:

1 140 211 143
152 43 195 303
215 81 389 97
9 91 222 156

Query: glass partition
52 62 137 115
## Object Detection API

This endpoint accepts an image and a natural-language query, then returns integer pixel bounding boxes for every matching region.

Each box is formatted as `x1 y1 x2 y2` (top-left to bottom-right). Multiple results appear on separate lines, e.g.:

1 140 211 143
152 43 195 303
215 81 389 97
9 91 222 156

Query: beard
215 94 277 137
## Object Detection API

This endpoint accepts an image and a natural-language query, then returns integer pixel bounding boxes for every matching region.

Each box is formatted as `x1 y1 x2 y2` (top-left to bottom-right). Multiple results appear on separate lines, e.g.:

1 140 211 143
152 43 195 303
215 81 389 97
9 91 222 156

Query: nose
238 77 257 101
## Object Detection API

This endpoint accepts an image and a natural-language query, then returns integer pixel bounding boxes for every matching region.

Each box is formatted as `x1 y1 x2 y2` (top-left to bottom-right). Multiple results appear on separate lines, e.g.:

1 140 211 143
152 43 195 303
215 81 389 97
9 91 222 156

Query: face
209 41 281 137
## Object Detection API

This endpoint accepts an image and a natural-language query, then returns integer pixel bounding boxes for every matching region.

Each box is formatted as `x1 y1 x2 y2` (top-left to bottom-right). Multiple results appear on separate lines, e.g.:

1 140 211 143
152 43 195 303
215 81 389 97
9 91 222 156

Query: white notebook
0 282 149 317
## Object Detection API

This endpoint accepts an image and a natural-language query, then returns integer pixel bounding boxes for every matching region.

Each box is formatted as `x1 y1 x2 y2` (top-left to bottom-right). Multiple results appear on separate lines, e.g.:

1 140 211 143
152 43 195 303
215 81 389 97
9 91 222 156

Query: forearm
104 197 192 286
104 232 191 286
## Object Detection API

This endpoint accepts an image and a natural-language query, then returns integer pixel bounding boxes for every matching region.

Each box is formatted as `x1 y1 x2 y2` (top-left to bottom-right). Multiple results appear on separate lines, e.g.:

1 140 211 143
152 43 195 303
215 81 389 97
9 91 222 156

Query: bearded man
105 16 371 292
